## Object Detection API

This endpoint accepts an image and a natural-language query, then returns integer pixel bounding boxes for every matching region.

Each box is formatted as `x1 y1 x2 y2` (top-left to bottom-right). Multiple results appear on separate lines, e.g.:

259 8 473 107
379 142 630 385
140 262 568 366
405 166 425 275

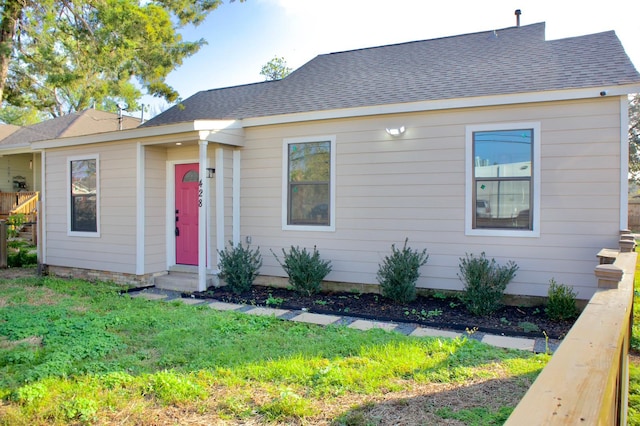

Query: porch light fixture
206 168 216 178
385 126 406 137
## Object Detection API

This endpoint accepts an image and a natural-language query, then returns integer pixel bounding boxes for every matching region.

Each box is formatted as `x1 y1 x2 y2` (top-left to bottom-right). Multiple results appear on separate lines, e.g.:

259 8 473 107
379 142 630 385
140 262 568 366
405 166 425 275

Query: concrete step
154 271 217 292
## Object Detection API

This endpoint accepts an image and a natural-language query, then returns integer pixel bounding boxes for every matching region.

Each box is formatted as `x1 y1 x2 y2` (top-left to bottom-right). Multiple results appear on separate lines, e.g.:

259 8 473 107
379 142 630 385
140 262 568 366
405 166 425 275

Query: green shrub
376 238 428 303
272 246 331 296
457 252 518 316
217 242 262 294
6 214 26 238
545 278 579 321
8 248 37 267
6 240 37 267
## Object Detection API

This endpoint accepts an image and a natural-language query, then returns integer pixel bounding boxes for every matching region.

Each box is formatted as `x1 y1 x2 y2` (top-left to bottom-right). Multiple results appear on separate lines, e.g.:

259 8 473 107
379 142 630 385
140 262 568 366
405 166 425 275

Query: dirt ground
194 284 575 340
0 266 39 280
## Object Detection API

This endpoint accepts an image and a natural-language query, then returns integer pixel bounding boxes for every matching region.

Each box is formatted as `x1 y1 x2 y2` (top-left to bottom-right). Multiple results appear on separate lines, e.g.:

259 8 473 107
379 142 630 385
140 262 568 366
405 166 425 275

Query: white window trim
282 135 336 232
465 122 540 237
67 154 100 237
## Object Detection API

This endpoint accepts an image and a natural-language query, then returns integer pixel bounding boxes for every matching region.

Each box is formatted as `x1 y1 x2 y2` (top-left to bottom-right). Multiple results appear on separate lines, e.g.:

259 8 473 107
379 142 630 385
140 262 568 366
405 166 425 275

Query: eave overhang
241 83 640 128
30 120 245 150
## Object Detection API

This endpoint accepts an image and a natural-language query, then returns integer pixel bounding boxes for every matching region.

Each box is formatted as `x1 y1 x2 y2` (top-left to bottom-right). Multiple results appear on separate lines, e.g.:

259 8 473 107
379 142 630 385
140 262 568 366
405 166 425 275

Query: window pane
475 180 530 229
287 140 331 226
474 130 532 178
289 141 330 182
72 194 97 232
182 170 199 182
71 159 97 232
289 183 329 225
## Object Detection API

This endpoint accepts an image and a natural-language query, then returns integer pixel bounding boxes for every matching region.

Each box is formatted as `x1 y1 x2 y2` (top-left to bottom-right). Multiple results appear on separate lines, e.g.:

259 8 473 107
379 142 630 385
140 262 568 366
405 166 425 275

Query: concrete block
348 319 397 331
481 334 535 351
290 312 341 325
410 327 462 339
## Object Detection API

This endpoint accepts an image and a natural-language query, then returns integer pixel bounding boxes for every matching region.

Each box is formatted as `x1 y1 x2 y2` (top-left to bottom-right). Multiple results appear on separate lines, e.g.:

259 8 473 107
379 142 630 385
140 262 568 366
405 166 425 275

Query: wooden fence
10 192 39 224
628 200 640 231
506 237 636 425
0 192 38 219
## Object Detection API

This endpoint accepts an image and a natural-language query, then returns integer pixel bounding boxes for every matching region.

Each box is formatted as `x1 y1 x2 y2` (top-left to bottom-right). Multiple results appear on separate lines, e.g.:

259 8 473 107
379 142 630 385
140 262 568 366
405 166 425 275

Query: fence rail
0 192 38 217
506 238 636 425
9 192 39 223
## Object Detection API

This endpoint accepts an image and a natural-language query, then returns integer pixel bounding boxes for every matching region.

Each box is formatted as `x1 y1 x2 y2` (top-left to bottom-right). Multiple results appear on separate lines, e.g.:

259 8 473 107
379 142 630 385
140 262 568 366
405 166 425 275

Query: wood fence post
0 220 7 268
595 264 624 289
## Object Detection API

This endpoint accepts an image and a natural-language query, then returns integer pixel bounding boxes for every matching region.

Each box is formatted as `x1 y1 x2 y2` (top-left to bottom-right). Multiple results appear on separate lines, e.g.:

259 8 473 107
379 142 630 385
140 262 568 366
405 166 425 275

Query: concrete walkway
129 288 559 354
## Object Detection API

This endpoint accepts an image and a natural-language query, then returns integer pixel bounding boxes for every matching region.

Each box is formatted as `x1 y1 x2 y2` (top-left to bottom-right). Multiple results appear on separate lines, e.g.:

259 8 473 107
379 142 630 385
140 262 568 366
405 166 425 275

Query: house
25 22 640 300
0 110 140 221
0 109 140 191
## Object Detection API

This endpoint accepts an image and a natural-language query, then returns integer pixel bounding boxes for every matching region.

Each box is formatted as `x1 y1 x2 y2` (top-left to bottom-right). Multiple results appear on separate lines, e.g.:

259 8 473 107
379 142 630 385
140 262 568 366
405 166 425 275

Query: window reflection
473 129 532 230
288 141 331 226
70 158 97 232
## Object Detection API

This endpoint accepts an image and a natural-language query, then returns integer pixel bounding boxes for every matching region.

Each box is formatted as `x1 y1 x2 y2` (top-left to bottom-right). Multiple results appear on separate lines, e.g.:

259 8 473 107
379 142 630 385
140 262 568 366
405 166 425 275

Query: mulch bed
192 284 575 340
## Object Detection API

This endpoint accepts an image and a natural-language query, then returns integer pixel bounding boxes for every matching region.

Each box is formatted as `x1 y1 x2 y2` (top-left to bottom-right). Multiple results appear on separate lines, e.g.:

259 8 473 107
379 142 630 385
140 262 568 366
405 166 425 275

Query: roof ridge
196 80 277 95
316 22 546 58
57 110 85 138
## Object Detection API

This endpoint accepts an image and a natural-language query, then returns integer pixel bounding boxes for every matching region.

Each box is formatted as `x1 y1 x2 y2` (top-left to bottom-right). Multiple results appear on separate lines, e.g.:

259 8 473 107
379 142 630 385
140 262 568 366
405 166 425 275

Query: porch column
198 140 209 292
215 147 225 269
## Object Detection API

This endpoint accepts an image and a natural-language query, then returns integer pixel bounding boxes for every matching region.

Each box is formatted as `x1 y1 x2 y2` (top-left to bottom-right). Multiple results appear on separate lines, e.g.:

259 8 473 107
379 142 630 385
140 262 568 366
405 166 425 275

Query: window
283 136 336 231
466 123 540 237
69 156 99 235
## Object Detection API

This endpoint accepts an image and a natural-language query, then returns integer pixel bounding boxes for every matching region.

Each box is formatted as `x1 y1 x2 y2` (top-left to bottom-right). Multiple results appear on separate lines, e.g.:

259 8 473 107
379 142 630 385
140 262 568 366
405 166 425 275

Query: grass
629 246 640 425
0 276 550 425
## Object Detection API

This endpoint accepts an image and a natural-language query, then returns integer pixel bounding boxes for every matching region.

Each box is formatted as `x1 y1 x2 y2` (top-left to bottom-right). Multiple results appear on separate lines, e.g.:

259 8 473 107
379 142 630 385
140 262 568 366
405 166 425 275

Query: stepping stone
244 307 290 317
131 293 168 301
290 312 341 326
176 297 203 305
410 327 462 339
208 301 243 311
348 319 397 332
481 334 535 351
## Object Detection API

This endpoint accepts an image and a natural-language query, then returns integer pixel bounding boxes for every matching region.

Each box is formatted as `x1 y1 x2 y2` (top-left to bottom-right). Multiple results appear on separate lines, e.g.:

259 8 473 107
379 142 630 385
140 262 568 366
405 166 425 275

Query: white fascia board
193 120 241 131
241 84 640 128
202 128 245 147
31 120 242 149
0 145 32 155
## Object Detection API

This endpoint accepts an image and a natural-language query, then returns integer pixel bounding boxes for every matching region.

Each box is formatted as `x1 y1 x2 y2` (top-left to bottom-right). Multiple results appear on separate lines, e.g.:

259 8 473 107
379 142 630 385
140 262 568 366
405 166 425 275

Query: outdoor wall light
385 126 406 137
206 168 216 178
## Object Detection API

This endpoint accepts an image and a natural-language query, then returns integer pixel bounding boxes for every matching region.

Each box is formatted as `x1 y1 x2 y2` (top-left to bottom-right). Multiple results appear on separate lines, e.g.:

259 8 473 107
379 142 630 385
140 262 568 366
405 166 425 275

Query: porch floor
154 267 218 292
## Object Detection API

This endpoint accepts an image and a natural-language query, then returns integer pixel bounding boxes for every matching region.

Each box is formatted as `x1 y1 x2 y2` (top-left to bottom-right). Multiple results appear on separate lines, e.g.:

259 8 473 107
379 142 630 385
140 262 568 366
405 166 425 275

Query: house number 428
198 180 203 207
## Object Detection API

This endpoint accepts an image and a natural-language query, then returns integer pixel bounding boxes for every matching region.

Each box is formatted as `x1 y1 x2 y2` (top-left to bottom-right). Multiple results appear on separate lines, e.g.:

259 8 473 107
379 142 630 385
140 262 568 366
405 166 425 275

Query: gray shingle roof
143 22 640 127
141 81 275 127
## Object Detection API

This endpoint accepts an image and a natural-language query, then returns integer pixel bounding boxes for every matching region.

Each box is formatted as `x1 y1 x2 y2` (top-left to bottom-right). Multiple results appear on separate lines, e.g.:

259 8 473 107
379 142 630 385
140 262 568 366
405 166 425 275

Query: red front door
175 163 199 265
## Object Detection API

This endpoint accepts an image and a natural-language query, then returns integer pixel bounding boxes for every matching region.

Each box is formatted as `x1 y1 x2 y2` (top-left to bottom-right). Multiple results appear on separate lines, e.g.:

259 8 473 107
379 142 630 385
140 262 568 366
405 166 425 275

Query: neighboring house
27 22 640 300
0 109 140 194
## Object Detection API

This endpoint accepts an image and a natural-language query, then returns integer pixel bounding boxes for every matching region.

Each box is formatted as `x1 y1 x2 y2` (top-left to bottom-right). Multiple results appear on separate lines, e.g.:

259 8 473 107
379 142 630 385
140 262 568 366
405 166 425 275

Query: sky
139 0 640 118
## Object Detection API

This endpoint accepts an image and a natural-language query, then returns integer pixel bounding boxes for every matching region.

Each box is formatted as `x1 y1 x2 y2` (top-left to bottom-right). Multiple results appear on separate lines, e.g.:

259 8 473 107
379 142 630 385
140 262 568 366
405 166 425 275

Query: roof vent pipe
515 9 521 27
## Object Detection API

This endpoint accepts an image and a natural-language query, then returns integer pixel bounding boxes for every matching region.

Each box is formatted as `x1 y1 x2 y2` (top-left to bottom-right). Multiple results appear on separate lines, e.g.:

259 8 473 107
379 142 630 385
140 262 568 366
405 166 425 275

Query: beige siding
144 146 167 272
241 98 622 299
45 142 138 273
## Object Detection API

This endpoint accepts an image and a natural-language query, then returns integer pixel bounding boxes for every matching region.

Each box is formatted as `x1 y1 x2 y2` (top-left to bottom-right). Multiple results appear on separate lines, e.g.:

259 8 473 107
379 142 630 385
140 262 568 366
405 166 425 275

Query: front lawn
0 277 549 425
